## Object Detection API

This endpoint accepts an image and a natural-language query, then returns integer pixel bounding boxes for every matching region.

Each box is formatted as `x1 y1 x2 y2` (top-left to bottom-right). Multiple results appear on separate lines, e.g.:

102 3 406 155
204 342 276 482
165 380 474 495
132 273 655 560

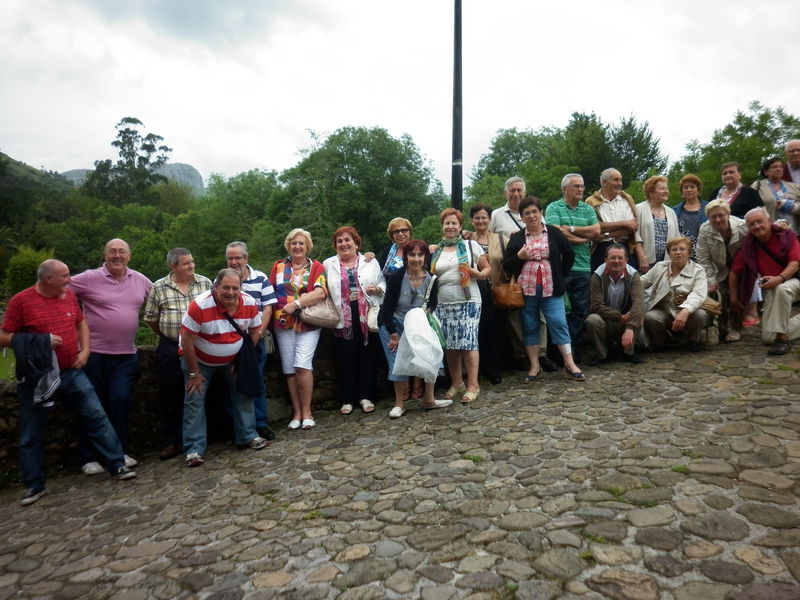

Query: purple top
69 264 152 354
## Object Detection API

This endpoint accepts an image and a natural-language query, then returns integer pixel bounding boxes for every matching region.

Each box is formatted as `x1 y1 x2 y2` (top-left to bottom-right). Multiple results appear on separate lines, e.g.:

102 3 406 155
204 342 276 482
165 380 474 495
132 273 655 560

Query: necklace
407 271 425 285
650 202 665 217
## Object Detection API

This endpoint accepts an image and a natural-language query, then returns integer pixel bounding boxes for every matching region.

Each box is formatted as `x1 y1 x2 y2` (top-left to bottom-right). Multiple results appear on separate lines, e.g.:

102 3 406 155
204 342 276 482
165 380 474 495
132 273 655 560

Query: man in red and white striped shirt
179 268 268 467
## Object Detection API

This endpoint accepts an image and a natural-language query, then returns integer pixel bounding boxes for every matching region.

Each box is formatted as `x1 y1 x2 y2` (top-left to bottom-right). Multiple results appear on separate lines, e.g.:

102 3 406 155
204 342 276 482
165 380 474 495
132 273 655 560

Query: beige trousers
644 308 707 348
761 278 800 342
584 313 637 359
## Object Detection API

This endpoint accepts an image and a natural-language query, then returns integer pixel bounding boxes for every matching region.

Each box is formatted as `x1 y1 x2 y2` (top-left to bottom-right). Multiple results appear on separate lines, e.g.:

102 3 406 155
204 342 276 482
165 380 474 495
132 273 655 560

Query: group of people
4 140 800 506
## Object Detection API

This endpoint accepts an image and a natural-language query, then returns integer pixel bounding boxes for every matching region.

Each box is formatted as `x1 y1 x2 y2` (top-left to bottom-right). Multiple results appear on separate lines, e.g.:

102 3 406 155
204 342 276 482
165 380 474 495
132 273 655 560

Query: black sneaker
256 426 275 441
20 487 47 506
113 466 137 480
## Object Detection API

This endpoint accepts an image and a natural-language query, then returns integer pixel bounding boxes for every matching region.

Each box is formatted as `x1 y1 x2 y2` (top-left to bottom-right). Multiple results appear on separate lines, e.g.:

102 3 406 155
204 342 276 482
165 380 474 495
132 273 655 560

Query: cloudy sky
2 0 798 193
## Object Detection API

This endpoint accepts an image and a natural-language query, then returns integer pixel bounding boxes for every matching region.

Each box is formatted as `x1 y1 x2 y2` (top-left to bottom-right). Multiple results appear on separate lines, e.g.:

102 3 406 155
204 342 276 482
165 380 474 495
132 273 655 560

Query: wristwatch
569 225 576 233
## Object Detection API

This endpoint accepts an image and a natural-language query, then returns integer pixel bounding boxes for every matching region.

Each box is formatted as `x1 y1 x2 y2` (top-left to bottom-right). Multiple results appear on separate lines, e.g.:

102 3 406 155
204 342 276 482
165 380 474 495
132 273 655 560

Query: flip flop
523 370 541 384
564 368 586 381
461 388 480 404
442 385 466 400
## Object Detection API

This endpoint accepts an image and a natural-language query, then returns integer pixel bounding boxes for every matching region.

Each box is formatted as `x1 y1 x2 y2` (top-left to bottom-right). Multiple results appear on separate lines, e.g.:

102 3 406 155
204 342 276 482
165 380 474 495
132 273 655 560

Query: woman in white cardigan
323 226 386 415
640 236 708 352
636 175 679 273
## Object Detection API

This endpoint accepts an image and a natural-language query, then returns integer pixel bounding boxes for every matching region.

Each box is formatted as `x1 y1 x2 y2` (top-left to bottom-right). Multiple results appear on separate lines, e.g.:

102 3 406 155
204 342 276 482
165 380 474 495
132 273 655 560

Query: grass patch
681 449 699 459
302 510 326 520
462 454 484 463
777 365 800 373
757 378 774 385
605 486 625 498
586 534 607 544
579 549 595 561
0 349 15 381
671 465 689 474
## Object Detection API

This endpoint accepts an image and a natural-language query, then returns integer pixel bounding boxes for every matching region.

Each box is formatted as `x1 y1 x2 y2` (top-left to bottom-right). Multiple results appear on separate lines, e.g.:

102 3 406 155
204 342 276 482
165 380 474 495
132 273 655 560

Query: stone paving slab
1 328 799 599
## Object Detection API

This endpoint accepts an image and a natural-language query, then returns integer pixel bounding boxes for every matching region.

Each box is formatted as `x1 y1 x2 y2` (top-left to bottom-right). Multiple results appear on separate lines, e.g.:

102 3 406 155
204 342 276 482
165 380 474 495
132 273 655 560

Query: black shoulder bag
223 313 265 398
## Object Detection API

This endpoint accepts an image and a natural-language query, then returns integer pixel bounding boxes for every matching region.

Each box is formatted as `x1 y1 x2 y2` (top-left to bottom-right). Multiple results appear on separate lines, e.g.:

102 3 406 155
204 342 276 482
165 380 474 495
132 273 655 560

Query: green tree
5 246 54 295
468 113 667 206
166 169 283 275
670 101 800 194
83 117 172 206
610 115 668 183
552 113 613 190
276 127 445 255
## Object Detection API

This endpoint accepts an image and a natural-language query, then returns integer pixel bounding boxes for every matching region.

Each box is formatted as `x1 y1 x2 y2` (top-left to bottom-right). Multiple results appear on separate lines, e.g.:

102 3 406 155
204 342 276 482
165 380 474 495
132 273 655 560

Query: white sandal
359 399 375 413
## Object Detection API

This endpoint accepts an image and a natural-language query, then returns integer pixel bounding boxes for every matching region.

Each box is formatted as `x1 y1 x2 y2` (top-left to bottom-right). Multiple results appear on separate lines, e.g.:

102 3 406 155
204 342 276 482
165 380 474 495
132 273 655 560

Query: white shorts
274 327 321 374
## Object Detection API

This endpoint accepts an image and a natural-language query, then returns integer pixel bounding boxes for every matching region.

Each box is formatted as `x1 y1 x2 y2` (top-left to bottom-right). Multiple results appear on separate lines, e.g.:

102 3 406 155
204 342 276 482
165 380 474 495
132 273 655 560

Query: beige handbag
300 296 341 328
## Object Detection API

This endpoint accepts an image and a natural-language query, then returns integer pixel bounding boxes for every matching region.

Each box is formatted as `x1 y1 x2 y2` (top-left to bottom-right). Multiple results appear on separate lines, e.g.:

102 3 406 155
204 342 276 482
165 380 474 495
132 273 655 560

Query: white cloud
2 0 799 195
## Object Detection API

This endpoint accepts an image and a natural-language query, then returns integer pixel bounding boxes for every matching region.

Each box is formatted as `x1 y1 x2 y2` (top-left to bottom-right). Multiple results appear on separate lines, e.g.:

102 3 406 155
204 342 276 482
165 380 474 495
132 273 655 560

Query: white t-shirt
435 241 485 304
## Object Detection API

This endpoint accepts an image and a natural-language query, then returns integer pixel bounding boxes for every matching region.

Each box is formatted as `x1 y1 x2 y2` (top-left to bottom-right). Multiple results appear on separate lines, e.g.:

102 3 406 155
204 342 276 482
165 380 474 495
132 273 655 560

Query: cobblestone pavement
1 328 800 600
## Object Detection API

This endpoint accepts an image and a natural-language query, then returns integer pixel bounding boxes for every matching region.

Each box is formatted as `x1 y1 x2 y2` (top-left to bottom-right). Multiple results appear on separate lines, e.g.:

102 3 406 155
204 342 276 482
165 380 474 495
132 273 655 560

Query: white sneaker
124 455 138 468
82 461 104 475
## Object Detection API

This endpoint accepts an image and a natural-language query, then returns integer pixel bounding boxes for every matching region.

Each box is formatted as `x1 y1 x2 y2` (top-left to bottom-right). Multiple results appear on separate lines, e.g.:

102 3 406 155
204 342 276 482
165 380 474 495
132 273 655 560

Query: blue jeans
19 369 125 489
182 359 258 457
80 352 138 461
520 287 571 347
252 338 269 427
564 271 591 345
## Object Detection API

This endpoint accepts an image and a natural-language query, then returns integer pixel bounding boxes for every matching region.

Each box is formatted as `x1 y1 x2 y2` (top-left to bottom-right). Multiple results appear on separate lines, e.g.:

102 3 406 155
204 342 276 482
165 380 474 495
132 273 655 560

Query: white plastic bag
391 307 443 383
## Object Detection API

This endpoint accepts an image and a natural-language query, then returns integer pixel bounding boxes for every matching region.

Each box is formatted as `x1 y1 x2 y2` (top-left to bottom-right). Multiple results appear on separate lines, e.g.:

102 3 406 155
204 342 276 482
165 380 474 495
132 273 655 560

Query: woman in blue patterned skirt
430 208 491 404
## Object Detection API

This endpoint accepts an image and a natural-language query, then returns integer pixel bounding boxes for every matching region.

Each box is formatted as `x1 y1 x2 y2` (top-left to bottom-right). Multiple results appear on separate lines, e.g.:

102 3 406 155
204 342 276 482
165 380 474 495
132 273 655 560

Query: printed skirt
435 301 481 351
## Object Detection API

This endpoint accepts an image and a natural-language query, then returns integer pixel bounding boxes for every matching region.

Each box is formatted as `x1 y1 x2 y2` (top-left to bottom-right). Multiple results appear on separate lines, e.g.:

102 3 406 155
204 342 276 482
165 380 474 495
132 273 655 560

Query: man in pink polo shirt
70 238 152 474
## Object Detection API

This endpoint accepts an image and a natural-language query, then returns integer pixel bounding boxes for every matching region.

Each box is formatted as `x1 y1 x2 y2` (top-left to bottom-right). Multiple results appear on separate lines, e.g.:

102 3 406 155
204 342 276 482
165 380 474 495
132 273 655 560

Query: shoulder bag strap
422 275 437 311
507 210 524 231
754 237 788 270
222 312 245 338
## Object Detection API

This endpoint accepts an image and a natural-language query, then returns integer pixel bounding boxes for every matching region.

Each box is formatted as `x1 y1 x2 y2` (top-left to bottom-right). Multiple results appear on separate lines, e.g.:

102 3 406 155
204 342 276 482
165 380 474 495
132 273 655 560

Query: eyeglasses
391 228 411 235
227 255 246 261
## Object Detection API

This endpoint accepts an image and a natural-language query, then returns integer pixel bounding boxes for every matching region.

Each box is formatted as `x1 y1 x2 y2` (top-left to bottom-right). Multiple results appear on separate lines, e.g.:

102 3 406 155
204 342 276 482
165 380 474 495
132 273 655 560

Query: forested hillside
2 102 798 289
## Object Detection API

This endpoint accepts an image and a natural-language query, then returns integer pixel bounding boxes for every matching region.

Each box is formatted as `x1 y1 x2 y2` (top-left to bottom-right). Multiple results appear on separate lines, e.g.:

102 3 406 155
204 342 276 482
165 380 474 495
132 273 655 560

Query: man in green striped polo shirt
544 174 601 357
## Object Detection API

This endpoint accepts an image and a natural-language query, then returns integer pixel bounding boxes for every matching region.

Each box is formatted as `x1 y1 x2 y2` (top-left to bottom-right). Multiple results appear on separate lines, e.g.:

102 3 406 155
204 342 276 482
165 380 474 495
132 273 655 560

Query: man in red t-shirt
730 208 800 355
0 260 137 506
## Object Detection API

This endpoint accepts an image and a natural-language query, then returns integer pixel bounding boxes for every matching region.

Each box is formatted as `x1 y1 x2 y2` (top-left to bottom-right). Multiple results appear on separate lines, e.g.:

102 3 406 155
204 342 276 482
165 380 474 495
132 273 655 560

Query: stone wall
0 331 390 478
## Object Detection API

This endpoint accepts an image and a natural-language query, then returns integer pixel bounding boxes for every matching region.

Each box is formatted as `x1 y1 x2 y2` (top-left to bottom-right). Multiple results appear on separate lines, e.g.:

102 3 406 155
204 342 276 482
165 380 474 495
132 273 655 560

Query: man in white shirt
490 176 526 236
586 168 646 272
783 139 800 184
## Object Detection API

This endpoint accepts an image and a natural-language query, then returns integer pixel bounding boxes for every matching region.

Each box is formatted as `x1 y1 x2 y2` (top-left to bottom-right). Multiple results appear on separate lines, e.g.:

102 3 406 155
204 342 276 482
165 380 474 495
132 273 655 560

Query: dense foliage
1 102 797 291
468 112 668 210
